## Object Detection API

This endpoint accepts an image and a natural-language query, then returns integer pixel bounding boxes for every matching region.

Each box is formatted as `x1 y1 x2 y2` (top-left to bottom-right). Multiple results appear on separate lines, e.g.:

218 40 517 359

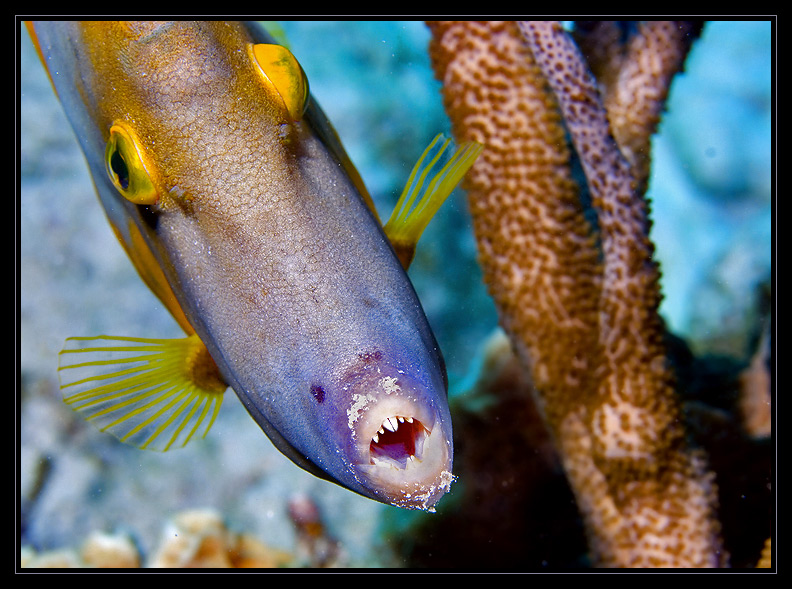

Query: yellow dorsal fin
384 134 483 269
58 334 227 451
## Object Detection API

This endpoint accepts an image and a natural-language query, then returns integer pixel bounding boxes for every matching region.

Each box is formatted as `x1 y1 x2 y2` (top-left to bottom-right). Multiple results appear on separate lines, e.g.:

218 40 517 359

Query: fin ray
384 133 482 268
58 334 227 451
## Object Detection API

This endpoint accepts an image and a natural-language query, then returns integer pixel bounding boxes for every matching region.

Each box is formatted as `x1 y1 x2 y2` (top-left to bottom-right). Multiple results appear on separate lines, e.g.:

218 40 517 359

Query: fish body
27 21 479 510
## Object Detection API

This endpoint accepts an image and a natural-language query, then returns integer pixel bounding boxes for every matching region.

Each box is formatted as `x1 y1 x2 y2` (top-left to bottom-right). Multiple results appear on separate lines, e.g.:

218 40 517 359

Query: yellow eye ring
105 122 159 205
248 43 309 122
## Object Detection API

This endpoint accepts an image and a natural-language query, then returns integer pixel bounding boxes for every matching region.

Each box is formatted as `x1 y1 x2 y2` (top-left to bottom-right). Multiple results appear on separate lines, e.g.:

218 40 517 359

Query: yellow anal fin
384 134 482 269
58 334 227 452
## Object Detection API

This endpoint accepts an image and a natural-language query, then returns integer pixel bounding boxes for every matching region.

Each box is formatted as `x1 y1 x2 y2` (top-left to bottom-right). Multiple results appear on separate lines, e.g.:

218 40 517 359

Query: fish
26 21 481 511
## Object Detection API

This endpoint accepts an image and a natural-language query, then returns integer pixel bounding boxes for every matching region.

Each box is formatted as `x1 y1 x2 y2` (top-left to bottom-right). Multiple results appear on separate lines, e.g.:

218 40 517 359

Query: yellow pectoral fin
58 334 227 452
384 134 483 269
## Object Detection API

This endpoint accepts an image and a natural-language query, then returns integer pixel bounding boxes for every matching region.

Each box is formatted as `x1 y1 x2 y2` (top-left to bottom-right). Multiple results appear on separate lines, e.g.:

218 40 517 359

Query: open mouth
369 415 430 469
345 371 454 510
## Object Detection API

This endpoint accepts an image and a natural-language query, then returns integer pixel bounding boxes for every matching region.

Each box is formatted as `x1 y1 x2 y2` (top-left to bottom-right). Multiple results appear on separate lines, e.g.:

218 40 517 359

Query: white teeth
372 415 415 441
368 415 429 469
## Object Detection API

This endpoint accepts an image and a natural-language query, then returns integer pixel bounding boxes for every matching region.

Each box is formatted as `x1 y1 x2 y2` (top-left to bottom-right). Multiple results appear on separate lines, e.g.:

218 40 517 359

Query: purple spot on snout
310 384 325 403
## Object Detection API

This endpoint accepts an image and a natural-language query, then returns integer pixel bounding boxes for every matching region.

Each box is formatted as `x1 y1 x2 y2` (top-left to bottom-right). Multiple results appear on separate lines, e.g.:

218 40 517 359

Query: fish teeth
372 415 415 440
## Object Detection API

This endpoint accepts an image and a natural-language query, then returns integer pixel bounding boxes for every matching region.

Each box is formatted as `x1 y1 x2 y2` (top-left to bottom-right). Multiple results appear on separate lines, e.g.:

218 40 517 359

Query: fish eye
109 147 129 190
248 43 309 122
105 122 159 205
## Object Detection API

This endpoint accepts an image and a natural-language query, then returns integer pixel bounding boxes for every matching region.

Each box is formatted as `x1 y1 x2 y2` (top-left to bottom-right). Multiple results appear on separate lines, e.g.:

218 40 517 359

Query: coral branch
428 20 726 567
519 20 672 466
602 21 703 191
572 20 702 191
425 20 602 415
571 21 627 98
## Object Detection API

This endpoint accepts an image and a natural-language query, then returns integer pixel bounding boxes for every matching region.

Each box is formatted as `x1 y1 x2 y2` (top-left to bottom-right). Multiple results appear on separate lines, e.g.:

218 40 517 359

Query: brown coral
427 20 726 567
571 21 702 192
601 21 702 191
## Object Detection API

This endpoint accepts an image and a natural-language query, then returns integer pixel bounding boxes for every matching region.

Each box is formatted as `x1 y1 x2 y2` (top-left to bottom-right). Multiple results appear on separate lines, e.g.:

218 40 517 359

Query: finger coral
427 20 726 567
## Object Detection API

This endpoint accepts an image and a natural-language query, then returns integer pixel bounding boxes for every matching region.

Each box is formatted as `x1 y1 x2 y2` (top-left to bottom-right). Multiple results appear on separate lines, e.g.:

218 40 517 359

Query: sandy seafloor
19 21 771 567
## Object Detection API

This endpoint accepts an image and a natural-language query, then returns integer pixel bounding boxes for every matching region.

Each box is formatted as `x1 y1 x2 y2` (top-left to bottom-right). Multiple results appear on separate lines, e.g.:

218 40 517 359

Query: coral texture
427 20 726 567
577 21 702 192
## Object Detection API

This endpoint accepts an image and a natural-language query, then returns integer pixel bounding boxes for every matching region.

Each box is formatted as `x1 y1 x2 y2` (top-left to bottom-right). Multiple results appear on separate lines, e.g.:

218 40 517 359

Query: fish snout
344 368 454 511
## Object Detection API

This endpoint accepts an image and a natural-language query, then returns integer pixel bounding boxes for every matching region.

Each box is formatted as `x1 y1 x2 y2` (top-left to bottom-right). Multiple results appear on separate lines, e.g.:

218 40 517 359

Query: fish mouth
369 414 430 469
348 378 454 511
